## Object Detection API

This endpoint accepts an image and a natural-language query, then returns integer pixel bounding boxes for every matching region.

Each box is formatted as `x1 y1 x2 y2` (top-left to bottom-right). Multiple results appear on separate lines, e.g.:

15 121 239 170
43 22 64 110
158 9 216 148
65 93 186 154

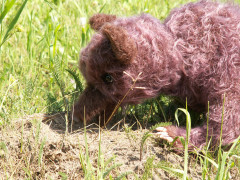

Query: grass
0 0 240 179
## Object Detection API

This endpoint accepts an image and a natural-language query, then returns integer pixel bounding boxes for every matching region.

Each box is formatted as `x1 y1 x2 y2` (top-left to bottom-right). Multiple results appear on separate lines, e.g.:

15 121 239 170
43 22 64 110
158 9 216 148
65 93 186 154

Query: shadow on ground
42 111 145 134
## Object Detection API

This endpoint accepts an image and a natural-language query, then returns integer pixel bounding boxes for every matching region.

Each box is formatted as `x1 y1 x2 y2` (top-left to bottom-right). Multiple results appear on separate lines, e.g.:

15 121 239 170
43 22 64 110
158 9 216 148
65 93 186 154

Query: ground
0 113 239 179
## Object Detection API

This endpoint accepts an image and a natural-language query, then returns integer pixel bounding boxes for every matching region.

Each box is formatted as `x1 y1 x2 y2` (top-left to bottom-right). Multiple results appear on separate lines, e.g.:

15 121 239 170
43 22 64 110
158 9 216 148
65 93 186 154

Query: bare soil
0 112 239 179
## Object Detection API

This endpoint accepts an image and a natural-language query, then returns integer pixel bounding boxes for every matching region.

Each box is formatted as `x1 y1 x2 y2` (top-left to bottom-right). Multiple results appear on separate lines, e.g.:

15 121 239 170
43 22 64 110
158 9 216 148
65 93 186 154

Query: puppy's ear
89 14 117 31
102 23 137 64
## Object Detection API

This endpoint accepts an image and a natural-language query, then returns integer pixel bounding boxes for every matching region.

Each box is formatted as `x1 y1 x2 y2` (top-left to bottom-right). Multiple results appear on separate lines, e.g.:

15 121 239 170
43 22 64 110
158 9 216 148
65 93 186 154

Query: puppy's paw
155 127 174 143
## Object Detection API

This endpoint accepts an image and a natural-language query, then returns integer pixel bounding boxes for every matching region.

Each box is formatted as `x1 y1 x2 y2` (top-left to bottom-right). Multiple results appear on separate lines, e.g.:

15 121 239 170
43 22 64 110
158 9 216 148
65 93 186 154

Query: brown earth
0 112 239 179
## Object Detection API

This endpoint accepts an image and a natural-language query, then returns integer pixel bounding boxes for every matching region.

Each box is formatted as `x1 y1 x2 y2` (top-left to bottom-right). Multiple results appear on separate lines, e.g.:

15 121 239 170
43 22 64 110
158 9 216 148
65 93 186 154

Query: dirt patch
0 113 239 179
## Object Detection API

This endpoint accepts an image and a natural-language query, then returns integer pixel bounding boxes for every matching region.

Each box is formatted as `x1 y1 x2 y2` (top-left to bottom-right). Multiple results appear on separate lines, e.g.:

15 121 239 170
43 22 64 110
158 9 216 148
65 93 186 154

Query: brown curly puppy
73 0 240 149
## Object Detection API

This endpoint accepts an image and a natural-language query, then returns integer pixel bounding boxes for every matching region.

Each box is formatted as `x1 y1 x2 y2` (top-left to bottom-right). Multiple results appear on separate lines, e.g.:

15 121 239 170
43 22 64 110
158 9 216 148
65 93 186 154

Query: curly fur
73 0 240 148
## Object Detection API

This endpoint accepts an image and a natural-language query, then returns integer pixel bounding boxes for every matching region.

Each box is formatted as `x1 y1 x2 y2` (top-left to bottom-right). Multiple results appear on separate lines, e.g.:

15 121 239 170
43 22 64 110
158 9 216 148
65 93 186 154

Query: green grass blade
58 172 68 180
43 0 57 10
103 156 115 171
0 141 8 154
140 132 152 160
98 3 106 13
156 99 167 122
215 136 240 180
97 126 103 179
157 161 184 178
115 171 133 180
79 146 87 175
53 24 61 57
0 0 16 25
0 0 28 47
159 166 184 175
66 69 84 93
0 78 17 114
217 152 228 180
175 107 191 180
198 153 219 168
103 163 122 178
226 136 240 155
215 94 226 180
38 138 46 166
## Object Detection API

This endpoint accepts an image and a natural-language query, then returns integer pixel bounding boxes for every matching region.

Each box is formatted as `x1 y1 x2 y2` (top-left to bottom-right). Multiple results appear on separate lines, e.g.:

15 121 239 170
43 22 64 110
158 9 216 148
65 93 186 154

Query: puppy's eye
102 73 113 84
